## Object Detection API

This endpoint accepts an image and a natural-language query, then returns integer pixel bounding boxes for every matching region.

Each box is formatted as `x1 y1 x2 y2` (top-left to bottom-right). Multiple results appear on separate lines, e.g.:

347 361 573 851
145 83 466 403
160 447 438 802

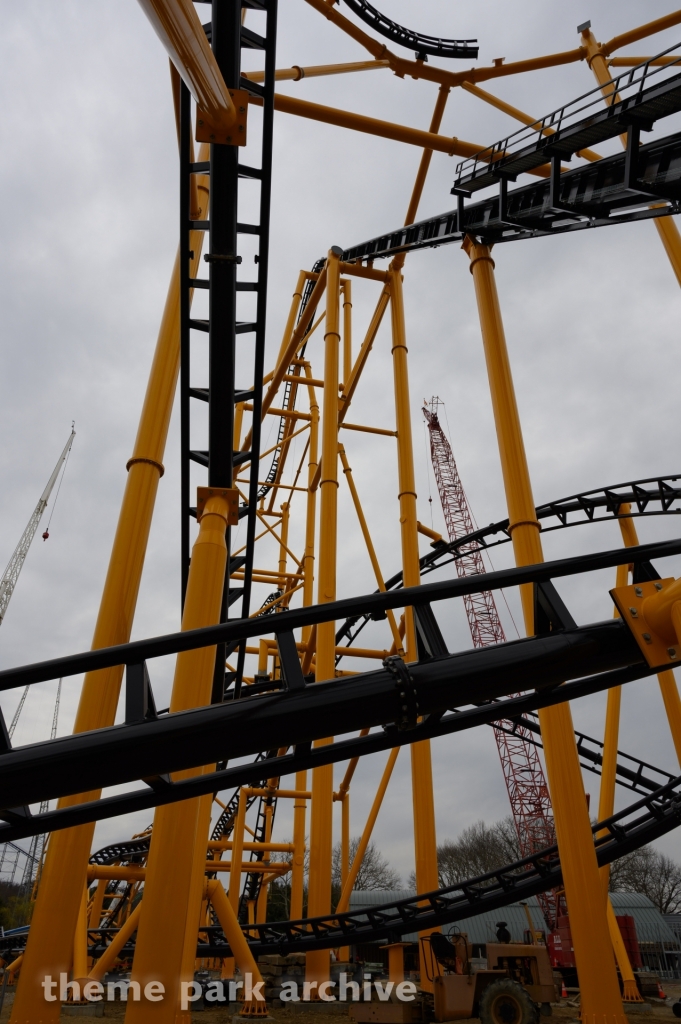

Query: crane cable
42 423 74 541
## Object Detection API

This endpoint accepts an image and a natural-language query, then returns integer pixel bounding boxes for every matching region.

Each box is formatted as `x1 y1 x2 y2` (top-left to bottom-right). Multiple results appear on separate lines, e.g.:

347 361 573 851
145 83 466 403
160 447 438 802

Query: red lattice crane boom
423 398 559 928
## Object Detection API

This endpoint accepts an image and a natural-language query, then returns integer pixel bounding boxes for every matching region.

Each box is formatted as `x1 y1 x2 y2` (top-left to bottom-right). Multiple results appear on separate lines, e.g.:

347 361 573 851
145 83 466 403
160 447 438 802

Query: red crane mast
423 398 559 928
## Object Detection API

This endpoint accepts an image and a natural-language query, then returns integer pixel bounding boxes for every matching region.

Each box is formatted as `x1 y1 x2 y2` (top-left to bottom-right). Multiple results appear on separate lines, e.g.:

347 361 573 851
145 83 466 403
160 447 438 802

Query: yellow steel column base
305 949 330 994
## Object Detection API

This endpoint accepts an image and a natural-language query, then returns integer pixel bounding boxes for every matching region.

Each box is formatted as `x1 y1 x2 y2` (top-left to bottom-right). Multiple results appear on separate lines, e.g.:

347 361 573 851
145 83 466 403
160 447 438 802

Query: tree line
266 818 681 921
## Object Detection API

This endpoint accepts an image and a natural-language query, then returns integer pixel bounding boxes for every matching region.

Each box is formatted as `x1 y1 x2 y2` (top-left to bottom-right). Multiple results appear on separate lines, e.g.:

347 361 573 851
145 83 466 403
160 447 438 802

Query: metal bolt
669 648 677 659
635 587 643 597
642 633 652 643
198 119 204 126
655 582 664 591
629 607 638 617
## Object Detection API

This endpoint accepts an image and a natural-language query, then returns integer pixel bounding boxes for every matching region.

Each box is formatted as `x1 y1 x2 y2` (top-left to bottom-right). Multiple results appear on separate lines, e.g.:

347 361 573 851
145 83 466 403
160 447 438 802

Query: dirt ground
0 989 679 1023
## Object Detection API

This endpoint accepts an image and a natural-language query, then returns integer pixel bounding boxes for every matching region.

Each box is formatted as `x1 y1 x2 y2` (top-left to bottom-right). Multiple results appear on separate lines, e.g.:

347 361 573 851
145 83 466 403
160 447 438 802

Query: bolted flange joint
383 655 419 731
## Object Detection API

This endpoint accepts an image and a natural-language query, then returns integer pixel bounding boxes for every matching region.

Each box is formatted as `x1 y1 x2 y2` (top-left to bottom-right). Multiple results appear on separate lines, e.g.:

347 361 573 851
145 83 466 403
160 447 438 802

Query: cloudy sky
1 1 681 885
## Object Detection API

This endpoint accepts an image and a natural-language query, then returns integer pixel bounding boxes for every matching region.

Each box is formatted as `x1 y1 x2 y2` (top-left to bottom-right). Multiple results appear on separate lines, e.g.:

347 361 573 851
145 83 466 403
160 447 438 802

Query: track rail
341 131 681 260
1 537 680 840
64 772 680 966
336 473 681 652
340 0 477 60
192 772 681 956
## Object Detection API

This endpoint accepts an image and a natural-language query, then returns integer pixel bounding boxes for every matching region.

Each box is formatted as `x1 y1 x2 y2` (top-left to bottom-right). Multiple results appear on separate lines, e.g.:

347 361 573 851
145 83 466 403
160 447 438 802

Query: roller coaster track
340 0 478 61
342 129 681 261
33 768 679 967
256 258 325 504
191 773 681 958
342 48 681 262
335 473 681 652
0 535 680 841
497 712 675 797
0 523 678 963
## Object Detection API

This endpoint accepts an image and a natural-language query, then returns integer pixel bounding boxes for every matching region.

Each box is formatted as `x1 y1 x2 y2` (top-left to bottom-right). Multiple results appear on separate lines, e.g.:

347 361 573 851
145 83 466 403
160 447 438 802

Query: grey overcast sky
1 1 680 881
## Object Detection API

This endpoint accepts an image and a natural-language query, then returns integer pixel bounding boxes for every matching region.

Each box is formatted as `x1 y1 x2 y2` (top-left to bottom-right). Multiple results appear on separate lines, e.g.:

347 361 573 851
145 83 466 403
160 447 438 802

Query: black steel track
68 772 681 965
336 473 681 652
340 0 477 60
1 537 680 839
181 0 279 698
0 615 646 811
341 130 681 260
191 773 681 957
4 766 678 966
1 536 677 694
499 711 675 797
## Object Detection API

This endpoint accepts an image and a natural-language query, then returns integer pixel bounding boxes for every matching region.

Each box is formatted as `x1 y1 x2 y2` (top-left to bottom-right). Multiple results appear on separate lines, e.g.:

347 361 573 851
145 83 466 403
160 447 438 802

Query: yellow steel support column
180 791 215 1006
228 789 248 911
581 24 681 288
302 362 320 656
88 880 107 930
11 163 210 1024
275 270 307 370
341 792 350 892
71 887 89 987
339 445 403 651
335 747 399 913
277 502 290 590
391 83 450 276
388 268 440 993
256 793 275 923
291 770 308 920
598 503 636 891
306 248 341 989
206 881 268 1015
384 943 409 985
596 515 643 1003
88 902 143 982
125 491 232 1024
462 236 625 1024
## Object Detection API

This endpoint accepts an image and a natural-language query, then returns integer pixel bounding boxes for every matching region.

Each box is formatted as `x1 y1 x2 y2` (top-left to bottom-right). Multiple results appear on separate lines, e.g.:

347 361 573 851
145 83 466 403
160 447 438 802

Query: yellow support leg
229 789 248 911
335 747 399 913
389 268 440 993
88 901 143 982
87 879 107 931
71 887 89 989
306 248 342 990
124 491 232 1024
207 881 268 1016
291 770 308 920
463 235 625 1024
9 159 210 1024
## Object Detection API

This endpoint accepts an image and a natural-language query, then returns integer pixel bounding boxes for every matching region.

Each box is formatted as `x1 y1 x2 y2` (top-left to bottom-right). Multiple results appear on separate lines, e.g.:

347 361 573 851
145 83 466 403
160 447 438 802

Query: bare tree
609 845 681 914
436 818 522 888
332 838 401 904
